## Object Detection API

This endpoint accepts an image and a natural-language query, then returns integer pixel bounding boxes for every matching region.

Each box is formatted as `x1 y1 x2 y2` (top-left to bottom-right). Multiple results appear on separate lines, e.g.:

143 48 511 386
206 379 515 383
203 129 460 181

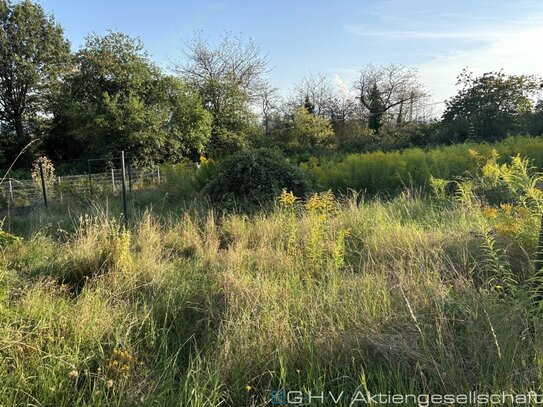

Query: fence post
38 160 48 207
120 151 128 227
8 179 13 205
87 160 93 195
57 176 63 202
111 168 116 193
157 167 161 185
128 163 133 192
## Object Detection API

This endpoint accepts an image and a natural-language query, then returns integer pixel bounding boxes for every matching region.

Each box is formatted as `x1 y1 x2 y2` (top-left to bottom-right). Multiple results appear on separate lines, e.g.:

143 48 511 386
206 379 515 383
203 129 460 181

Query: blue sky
38 0 543 110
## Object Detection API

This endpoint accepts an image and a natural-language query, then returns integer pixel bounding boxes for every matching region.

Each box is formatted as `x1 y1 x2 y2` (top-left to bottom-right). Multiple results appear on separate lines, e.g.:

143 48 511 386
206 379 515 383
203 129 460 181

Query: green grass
0 187 542 406
302 135 543 194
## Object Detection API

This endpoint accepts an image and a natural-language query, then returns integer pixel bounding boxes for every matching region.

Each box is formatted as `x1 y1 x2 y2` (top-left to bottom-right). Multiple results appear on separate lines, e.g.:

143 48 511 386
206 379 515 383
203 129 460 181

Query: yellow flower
106 379 114 388
500 203 513 214
304 190 336 213
482 207 498 219
278 189 299 207
245 385 252 392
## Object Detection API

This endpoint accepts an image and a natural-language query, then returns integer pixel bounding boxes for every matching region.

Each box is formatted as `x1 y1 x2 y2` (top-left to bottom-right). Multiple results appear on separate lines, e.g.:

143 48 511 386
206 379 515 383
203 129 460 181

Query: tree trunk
14 112 25 141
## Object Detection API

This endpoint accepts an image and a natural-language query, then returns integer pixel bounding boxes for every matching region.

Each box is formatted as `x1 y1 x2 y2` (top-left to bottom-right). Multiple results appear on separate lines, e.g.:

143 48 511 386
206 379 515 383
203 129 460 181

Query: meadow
1 142 543 406
303 135 543 194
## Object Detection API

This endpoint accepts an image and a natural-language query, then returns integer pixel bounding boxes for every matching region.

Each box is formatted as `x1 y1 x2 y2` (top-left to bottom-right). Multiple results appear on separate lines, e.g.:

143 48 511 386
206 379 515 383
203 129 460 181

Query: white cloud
344 25 500 41
418 18 543 112
345 12 543 115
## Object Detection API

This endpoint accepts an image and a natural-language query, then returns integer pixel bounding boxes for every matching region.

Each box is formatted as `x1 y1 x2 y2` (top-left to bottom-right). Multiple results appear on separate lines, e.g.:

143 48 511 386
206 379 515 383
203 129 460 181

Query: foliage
289 106 335 149
31 155 55 191
442 69 541 142
178 32 267 157
202 148 309 207
0 0 70 165
301 135 543 195
47 31 211 165
355 63 428 133
1 190 542 405
454 149 542 254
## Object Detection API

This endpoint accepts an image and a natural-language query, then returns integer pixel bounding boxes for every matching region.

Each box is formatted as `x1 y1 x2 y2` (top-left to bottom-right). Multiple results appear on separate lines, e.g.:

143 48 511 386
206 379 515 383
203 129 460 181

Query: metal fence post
57 176 63 202
38 160 48 207
87 160 93 195
8 179 13 205
128 162 133 192
120 151 128 227
111 168 116 193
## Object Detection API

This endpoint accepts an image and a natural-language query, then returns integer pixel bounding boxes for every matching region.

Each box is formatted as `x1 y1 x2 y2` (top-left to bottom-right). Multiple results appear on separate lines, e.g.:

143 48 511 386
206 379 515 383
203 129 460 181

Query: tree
355 64 427 132
289 74 333 117
48 31 211 165
257 82 281 137
177 32 268 156
442 69 541 142
367 83 385 132
289 106 334 150
303 95 315 115
0 0 70 162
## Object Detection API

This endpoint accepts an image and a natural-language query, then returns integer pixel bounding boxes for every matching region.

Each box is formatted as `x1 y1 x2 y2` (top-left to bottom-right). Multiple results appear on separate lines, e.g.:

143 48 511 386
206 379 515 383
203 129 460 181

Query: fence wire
0 167 162 208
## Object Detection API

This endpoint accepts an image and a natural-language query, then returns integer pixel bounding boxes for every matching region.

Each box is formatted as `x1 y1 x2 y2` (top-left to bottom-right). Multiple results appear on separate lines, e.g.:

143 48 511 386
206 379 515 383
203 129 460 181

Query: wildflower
482 162 500 184
68 370 79 380
500 203 513 214
304 190 336 213
482 207 498 219
245 385 252 392
468 149 482 160
278 189 299 207
106 379 114 388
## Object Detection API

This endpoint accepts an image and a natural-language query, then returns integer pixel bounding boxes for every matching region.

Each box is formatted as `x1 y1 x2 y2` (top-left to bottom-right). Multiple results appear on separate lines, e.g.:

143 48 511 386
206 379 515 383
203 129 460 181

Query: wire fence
0 166 162 209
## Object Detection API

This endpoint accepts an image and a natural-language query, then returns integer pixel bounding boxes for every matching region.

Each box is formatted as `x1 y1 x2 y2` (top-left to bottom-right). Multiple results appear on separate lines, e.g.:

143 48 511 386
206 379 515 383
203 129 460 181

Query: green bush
202 148 309 207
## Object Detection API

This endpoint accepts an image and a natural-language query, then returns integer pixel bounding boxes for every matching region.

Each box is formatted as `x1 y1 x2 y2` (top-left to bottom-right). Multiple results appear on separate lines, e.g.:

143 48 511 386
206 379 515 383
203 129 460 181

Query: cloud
418 20 543 110
343 25 500 41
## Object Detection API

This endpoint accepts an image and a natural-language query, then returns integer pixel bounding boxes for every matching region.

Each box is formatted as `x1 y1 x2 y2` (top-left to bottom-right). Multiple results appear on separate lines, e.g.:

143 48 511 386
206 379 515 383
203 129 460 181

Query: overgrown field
304 135 543 194
2 149 543 406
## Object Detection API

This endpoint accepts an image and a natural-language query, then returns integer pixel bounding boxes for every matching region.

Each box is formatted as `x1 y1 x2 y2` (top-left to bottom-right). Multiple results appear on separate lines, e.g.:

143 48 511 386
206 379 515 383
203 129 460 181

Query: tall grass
302 135 543 194
0 186 541 405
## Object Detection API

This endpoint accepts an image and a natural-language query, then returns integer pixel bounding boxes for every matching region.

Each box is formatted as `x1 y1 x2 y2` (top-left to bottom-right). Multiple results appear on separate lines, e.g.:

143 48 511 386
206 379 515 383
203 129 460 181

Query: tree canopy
177 32 268 157
442 69 541 142
47 31 211 166
0 0 70 165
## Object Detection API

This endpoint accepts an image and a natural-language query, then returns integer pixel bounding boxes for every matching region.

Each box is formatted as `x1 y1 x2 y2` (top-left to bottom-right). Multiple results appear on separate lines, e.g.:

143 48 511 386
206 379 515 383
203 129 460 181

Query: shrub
202 148 309 208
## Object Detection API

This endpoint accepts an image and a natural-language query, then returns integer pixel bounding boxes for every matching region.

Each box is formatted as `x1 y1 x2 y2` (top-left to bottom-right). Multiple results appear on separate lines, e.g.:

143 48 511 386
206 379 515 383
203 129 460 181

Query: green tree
48 31 211 165
367 83 385 132
303 95 315 115
0 0 70 163
178 32 268 157
442 69 541 141
290 106 334 149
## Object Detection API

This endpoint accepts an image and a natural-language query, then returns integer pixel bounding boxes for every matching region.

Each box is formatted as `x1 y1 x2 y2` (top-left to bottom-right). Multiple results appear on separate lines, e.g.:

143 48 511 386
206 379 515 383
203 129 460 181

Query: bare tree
177 31 269 99
288 73 334 117
175 32 270 155
355 64 428 127
257 82 281 136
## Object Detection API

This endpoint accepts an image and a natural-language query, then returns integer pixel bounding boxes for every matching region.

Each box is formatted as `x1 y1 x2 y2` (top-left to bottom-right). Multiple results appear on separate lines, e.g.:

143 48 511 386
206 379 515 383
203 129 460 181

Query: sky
38 0 543 112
